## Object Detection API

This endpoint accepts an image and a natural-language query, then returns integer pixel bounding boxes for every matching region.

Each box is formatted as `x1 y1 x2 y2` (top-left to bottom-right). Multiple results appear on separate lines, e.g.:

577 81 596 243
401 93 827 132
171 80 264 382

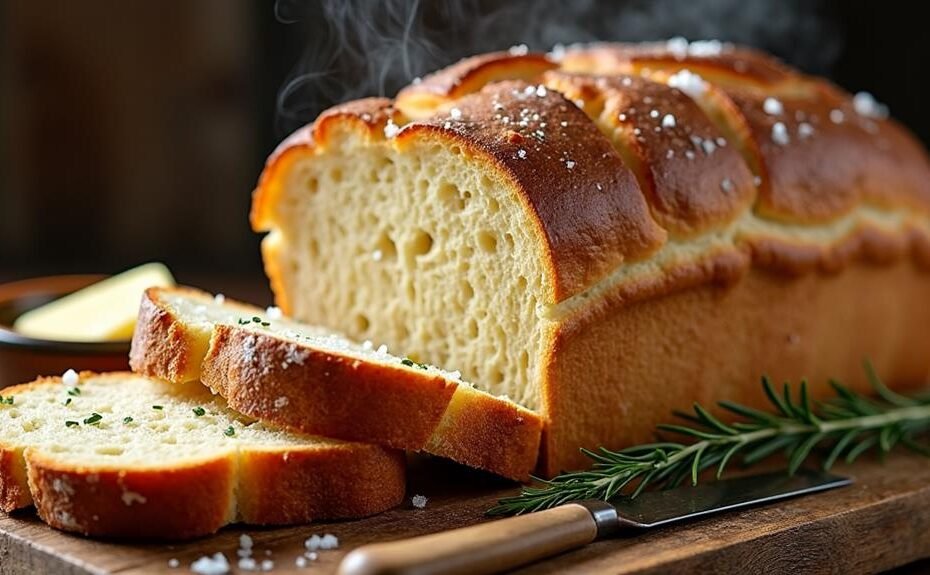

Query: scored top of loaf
253 40 930 306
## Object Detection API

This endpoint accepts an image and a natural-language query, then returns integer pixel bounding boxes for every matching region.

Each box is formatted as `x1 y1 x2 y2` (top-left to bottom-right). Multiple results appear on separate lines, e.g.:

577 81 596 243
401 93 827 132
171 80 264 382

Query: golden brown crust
0 447 30 512
256 44 930 305
0 375 406 539
542 259 930 475
720 84 930 222
199 324 541 481
744 225 911 276
251 98 397 234
396 52 557 118
27 451 235 539
543 71 756 237
202 325 458 448
129 288 200 383
425 386 543 481
237 445 405 525
561 41 798 86
133 287 544 481
402 80 667 301
562 42 930 223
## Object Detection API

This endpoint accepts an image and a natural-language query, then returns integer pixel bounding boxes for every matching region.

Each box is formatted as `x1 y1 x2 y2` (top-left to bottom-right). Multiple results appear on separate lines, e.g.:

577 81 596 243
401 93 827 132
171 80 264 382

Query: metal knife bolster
577 500 624 538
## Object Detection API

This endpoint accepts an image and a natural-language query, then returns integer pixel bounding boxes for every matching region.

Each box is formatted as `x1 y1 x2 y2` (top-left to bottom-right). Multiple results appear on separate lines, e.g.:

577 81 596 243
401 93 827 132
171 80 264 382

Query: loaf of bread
130 287 542 480
252 41 930 475
0 372 404 538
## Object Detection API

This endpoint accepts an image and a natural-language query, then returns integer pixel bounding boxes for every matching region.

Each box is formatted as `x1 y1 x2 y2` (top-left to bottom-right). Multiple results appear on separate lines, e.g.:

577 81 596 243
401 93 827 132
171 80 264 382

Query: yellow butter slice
13 263 175 342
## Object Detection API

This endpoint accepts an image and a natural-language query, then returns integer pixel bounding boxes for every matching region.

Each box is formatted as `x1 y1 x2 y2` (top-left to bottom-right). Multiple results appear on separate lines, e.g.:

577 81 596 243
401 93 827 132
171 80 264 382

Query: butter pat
14 263 175 342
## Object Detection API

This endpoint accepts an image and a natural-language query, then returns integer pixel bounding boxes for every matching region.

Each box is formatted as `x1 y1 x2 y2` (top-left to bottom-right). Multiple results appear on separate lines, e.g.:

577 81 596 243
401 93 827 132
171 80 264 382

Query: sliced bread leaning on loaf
0 372 405 539
130 287 543 481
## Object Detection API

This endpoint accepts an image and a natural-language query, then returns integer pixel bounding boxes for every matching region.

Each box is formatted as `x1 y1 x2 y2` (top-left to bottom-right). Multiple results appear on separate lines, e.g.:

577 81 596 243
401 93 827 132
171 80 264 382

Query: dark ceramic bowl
0 275 131 390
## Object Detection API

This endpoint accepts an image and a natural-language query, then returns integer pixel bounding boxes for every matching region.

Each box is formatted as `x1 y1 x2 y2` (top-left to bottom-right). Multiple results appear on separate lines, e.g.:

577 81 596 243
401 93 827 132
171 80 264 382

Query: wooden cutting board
1 452 929 575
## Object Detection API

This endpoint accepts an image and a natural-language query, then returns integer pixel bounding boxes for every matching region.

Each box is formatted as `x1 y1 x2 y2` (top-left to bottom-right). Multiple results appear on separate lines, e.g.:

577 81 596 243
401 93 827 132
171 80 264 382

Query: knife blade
599 469 851 530
338 470 851 575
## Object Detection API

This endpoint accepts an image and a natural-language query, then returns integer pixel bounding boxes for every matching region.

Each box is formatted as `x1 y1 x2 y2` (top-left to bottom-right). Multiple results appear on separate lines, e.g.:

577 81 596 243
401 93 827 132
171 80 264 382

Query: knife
338 470 851 575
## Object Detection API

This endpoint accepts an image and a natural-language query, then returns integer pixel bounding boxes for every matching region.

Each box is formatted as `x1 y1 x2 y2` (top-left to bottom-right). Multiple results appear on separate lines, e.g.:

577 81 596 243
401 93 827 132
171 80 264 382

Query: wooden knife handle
337 503 598 575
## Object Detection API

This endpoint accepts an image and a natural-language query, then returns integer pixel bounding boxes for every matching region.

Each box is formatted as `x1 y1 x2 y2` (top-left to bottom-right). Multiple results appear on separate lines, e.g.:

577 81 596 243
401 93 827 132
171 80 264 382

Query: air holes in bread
354 314 371 332
490 368 505 386
467 318 479 338
438 182 466 210
477 230 498 253
375 232 398 261
461 280 475 300
409 229 434 257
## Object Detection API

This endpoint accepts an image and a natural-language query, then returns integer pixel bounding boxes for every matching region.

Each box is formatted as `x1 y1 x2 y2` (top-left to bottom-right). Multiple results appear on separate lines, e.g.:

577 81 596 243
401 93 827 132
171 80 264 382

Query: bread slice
0 372 405 539
130 287 543 481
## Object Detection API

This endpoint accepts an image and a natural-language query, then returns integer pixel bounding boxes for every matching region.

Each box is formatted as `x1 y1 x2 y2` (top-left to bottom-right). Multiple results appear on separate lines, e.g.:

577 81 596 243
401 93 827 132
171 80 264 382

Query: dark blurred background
1 0 927 288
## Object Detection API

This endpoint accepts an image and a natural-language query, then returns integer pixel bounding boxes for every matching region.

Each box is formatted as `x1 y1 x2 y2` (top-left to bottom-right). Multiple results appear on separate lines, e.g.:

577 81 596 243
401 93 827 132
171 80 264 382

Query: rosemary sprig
488 362 930 516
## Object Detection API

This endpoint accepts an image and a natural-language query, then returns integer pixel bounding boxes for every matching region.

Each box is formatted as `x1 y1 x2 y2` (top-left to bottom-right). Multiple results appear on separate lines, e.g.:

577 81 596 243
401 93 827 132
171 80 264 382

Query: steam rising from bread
273 0 842 135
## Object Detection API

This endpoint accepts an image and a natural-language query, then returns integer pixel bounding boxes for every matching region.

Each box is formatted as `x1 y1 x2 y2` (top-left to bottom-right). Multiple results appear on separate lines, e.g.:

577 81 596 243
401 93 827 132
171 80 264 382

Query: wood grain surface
1 452 929 575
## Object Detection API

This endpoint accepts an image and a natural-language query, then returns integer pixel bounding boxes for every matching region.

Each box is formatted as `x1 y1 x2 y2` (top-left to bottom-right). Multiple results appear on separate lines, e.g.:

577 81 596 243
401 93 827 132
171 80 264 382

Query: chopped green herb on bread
130 287 543 481
0 372 405 539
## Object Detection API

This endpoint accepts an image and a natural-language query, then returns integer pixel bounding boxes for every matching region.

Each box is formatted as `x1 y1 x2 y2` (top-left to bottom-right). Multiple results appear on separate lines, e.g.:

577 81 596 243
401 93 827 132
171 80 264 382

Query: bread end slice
129 287 210 383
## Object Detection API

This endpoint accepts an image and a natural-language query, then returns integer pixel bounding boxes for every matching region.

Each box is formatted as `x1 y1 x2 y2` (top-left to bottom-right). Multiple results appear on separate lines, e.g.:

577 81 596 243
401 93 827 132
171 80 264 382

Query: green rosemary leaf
716 442 744 479
656 424 721 440
488 364 930 517
824 429 860 470
691 444 707 485
579 446 617 464
783 382 807 421
619 442 683 455
879 425 901 453
718 400 780 424
846 436 879 464
664 461 694 490
829 380 881 415
742 434 799 465
672 409 706 427
798 382 819 424
631 468 658 498
865 360 918 408
693 403 738 435
788 432 826 475
816 401 858 419
762 376 792 417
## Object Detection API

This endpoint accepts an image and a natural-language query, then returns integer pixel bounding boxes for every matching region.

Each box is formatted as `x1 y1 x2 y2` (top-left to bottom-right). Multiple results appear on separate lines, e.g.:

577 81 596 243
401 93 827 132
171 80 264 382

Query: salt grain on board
191 553 230 575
